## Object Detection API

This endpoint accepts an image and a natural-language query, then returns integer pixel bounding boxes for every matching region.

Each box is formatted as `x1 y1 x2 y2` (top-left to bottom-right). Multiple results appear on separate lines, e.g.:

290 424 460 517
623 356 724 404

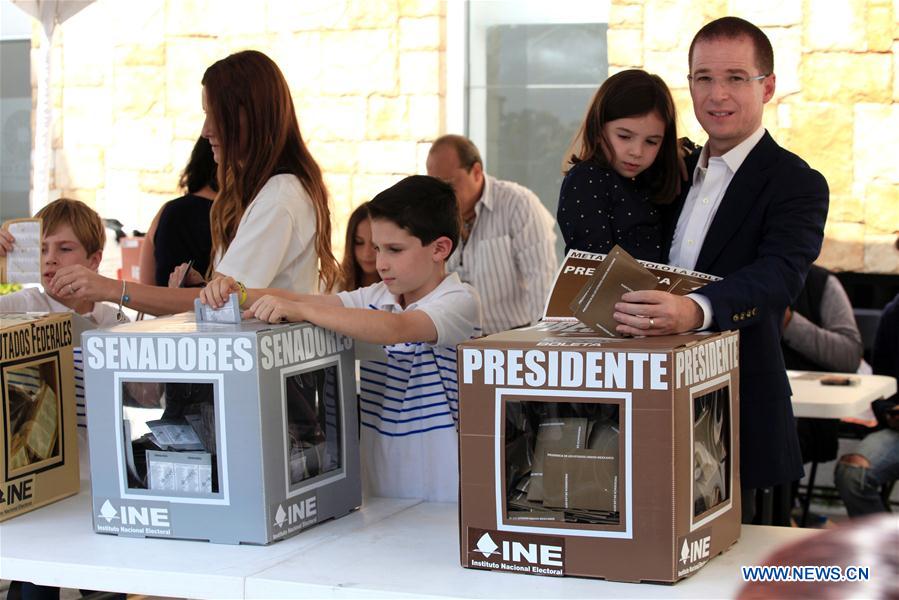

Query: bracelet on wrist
236 281 248 307
116 279 129 322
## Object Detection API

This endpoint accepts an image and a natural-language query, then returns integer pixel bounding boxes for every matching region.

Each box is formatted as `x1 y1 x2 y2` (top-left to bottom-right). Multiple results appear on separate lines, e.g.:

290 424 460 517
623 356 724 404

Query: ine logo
97 499 171 528
468 528 565 574
98 500 119 523
0 478 33 506
475 532 500 558
680 535 711 565
273 496 317 528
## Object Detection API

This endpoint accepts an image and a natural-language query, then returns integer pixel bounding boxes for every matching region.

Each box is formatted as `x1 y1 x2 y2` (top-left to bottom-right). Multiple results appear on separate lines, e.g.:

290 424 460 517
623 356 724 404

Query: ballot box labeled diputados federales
83 313 360 544
457 250 742 583
0 312 79 521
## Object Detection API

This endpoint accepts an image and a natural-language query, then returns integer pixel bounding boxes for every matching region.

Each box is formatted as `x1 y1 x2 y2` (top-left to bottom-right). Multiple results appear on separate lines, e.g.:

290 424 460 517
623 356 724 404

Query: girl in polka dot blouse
558 69 681 262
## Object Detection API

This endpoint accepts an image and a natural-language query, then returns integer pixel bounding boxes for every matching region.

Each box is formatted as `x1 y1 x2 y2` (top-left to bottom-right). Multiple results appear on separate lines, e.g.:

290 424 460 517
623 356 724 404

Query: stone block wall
611 0 899 273
33 0 898 273
34 0 444 262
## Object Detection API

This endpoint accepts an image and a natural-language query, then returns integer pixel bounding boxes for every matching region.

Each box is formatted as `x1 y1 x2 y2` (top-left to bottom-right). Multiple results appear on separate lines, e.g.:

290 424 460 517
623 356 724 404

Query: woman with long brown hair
202 50 338 293
48 50 339 314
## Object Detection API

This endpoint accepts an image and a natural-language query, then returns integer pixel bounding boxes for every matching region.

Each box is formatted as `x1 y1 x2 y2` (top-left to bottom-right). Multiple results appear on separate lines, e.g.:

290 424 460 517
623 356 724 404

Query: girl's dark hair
367 176 460 255
340 203 372 292
178 136 219 195
202 50 339 290
566 69 679 205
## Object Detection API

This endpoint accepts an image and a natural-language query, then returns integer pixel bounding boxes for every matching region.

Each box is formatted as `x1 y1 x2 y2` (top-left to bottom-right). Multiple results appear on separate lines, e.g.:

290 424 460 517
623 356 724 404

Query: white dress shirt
670 126 766 329
447 175 557 335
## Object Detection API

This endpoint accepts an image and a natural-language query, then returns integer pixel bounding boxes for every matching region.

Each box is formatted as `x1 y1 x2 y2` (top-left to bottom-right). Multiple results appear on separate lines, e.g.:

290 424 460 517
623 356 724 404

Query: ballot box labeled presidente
82 312 361 544
457 250 742 582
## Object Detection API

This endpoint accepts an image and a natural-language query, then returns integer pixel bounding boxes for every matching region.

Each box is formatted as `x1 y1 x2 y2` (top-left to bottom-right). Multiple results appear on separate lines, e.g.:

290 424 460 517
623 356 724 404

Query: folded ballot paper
194 292 242 324
551 246 722 337
0 219 41 284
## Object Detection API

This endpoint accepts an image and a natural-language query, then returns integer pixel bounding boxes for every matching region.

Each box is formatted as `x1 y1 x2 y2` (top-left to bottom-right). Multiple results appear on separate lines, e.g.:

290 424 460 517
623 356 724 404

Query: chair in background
853 307 882 365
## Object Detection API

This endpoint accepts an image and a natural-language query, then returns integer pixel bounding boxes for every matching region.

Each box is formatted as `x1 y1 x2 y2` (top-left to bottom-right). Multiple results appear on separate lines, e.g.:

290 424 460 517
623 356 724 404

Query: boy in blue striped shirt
204 176 481 501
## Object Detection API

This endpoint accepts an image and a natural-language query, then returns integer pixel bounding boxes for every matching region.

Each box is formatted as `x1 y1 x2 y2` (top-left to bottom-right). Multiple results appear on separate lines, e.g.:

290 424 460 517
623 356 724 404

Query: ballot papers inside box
83 313 360 544
0 312 79 522
458 325 742 583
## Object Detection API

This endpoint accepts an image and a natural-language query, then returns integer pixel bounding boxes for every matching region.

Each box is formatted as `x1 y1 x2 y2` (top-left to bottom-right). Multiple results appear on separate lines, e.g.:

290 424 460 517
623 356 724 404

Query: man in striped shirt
426 135 557 335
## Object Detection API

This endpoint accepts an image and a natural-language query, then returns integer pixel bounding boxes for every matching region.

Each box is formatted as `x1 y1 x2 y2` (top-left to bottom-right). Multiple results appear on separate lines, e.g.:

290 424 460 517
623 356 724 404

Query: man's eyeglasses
687 73 769 90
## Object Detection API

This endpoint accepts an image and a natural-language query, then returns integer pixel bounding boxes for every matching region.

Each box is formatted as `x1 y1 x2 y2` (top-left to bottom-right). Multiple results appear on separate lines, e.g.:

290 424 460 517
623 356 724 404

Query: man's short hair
689 16 774 76
428 134 482 171
367 175 460 255
35 198 106 256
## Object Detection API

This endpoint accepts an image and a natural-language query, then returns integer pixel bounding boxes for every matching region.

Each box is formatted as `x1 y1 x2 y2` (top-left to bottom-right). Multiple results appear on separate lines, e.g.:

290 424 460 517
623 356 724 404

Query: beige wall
33 0 898 273
611 0 899 273
35 0 445 261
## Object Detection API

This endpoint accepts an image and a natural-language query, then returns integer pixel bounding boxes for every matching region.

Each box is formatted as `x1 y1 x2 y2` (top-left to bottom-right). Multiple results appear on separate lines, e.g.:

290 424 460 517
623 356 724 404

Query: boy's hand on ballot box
201 275 240 308
50 264 118 303
613 290 704 336
245 294 303 324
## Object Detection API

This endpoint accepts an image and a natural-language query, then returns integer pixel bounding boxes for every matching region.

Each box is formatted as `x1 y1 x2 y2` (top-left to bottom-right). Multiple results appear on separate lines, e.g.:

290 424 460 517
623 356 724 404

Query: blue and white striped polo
338 273 481 502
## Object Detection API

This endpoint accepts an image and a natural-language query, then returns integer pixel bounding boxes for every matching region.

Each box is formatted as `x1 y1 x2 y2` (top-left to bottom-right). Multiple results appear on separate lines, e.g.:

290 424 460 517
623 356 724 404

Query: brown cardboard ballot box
457 250 741 583
0 312 79 521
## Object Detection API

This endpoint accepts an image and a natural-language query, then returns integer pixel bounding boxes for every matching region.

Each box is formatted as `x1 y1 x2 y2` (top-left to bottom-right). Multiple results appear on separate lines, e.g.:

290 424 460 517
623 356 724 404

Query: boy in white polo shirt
203 176 481 501
1 199 124 473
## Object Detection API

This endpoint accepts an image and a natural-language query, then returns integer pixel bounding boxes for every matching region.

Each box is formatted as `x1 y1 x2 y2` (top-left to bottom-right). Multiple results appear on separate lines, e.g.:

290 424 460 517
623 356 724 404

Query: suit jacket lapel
694 132 778 272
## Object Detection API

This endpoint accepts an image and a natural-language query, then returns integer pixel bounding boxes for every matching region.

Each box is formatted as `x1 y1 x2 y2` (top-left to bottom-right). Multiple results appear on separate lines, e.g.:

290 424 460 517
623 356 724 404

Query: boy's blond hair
35 198 105 256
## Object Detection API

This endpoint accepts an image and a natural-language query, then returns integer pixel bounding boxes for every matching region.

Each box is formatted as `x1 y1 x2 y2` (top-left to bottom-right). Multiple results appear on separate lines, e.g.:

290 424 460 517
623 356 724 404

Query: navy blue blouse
557 160 663 263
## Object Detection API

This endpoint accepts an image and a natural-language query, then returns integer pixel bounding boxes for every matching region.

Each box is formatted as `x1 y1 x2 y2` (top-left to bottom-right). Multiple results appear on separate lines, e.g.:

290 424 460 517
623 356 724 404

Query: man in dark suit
613 16 829 523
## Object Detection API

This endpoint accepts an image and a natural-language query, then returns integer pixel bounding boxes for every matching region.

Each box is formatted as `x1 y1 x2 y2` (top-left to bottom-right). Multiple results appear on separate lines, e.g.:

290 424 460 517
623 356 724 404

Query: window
466 1 610 259
504 398 621 527
120 380 221 499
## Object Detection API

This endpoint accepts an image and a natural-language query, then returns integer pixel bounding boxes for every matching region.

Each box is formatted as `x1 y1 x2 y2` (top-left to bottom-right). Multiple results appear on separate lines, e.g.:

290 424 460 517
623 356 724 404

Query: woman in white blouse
49 50 339 314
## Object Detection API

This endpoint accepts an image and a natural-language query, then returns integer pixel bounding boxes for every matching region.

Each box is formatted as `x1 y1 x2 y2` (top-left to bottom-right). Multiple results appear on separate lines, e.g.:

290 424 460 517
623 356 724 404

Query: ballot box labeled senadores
1 312 79 521
457 250 742 583
83 313 360 544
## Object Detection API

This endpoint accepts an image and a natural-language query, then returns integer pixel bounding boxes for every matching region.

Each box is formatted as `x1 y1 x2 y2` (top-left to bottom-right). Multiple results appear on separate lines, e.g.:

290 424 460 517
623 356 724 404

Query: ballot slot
503 399 622 528
119 379 221 498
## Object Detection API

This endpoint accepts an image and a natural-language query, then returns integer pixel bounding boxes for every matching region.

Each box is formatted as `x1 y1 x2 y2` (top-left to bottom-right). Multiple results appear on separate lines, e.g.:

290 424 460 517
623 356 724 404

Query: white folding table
0 481 818 599
789 370 896 419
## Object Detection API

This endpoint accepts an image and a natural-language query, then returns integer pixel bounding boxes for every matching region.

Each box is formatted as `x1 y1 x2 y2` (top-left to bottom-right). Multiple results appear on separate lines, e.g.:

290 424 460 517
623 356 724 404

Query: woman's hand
49 265 119 303
0 229 14 257
244 295 304 324
200 275 239 308
168 262 205 288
